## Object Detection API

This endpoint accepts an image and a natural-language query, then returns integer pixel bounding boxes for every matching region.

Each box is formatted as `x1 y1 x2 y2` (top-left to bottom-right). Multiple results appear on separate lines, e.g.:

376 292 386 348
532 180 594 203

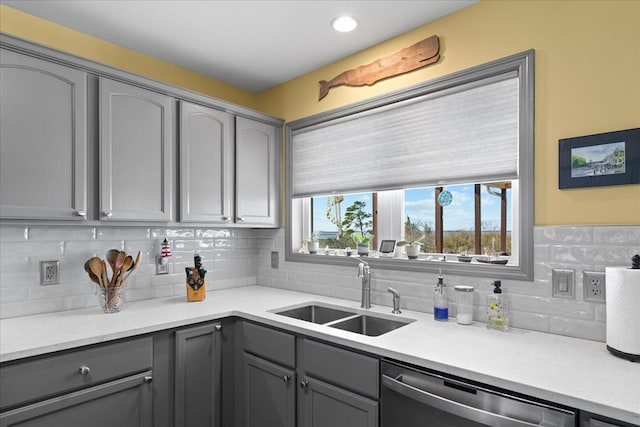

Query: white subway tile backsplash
97 227 150 240
1 224 637 343
1 241 64 257
550 316 606 342
0 225 266 319
0 226 28 241
29 226 96 241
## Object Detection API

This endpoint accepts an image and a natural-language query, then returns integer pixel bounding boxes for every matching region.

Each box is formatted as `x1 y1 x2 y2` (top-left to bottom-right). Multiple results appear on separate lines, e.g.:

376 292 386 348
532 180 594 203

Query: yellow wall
0 5 259 109
258 0 640 226
2 1 639 226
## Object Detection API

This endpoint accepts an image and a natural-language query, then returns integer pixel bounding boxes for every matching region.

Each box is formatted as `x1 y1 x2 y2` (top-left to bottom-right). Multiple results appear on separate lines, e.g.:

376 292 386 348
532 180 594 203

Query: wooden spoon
106 249 120 277
120 251 141 284
84 260 101 287
110 251 126 288
116 255 134 288
87 257 106 289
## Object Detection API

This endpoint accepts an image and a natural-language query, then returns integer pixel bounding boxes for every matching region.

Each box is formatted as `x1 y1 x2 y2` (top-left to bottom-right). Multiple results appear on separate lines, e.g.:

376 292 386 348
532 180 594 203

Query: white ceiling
3 0 478 93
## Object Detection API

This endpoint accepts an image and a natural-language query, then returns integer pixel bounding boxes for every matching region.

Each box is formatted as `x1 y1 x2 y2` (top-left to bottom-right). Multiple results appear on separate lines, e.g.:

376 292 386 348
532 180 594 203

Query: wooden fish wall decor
319 35 440 100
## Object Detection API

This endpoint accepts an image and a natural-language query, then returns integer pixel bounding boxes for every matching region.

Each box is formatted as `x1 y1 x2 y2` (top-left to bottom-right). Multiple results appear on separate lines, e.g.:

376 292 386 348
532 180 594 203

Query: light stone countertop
1 285 639 424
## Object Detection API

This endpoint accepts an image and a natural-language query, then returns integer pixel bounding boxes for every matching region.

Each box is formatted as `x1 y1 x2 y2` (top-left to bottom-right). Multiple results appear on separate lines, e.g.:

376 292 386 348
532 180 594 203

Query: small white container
454 285 474 325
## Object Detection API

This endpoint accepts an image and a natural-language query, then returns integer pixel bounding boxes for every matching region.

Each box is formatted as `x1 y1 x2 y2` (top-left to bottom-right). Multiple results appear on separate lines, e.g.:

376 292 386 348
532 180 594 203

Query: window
285 51 534 281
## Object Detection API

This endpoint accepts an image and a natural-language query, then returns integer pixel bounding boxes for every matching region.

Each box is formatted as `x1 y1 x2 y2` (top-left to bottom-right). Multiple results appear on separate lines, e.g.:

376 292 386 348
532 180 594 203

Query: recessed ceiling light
331 16 358 33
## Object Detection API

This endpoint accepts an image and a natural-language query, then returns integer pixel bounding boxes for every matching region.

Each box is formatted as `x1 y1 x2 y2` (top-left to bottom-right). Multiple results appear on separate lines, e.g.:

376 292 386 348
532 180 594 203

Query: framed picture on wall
559 128 640 189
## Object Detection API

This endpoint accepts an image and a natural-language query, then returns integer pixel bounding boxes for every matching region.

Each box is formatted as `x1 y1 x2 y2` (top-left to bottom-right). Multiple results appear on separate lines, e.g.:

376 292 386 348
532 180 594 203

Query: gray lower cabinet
0 48 88 220
174 322 222 427
242 353 295 427
299 377 377 427
235 117 280 227
99 77 173 222
0 372 153 427
0 337 153 427
238 322 379 427
298 339 378 427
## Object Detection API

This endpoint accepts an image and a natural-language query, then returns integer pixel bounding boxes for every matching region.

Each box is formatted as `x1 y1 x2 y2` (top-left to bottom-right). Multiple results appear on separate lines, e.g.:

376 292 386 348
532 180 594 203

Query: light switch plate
552 268 575 299
271 251 279 269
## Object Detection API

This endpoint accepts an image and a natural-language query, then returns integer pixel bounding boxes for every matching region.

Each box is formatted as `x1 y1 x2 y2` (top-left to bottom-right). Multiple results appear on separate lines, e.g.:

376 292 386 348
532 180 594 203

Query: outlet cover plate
552 268 575 299
40 260 60 285
271 251 279 269
583 271 606 303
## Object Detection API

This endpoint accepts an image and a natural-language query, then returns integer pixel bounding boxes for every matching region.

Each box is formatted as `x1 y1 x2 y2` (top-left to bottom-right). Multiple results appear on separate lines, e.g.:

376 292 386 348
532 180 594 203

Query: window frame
285 50 534 281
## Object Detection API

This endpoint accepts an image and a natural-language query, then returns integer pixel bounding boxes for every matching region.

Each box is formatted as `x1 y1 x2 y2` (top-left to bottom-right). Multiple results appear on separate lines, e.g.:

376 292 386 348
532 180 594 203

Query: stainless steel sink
275 304 355 324
329 315 413 337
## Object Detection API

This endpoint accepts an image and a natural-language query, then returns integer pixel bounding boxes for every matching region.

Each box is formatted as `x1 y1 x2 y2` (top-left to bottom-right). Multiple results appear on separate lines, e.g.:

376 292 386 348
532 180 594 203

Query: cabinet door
179 101 234 223
243 353 295 427
99 77 172 221
174 323 222 427
0 49 87 220
0 371 153 427
299 376 378 427
235 117 280 227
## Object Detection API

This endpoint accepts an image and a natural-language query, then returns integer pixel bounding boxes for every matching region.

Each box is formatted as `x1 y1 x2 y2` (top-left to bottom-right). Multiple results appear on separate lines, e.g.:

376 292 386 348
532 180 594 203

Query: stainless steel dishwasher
381 360 576 427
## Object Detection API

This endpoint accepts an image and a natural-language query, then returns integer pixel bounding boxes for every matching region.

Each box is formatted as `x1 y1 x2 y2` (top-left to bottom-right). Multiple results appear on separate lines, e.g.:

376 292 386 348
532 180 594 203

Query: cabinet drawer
0 336 152 410
302 339 379 399
242 322 295 368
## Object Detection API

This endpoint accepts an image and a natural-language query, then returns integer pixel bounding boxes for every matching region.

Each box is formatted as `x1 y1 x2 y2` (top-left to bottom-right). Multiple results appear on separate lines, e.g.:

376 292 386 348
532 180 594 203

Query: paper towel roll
606 267 640 361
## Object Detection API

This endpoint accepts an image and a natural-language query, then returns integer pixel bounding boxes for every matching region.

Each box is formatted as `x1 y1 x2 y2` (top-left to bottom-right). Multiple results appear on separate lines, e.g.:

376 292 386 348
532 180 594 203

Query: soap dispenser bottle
486 280 509 330
433 272 449 321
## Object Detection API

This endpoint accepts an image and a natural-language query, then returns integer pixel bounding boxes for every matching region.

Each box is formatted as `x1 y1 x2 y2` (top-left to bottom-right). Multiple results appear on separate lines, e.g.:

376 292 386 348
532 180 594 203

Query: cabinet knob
215 324 222 332
282 375 291 384
143 375 153 384
237 217 246 222
299 380 309 390
79 365 91 375
222 216 231 222
75 210 87 217
102 211 113 218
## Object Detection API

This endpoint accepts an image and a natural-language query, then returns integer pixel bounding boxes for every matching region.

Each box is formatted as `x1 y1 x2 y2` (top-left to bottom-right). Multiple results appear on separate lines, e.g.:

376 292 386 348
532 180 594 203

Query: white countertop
1 285 639 424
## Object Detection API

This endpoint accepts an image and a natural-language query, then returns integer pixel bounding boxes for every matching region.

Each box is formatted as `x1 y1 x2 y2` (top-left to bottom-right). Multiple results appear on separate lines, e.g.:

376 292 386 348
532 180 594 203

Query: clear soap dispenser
433 271 448 321
486 280 509 330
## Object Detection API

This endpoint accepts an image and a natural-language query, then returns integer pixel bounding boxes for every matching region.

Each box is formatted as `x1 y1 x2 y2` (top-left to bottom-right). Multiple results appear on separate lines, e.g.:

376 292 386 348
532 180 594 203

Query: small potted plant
397 240 422 259
303 232 319 254
352 232 374 256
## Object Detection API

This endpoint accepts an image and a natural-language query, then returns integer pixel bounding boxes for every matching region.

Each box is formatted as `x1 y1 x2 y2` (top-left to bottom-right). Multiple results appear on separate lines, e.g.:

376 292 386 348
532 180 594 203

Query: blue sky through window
312 185 511 234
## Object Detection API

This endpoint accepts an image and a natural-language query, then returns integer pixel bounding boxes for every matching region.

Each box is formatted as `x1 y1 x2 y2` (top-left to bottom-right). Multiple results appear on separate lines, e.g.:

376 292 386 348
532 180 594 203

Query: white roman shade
291 72 519 197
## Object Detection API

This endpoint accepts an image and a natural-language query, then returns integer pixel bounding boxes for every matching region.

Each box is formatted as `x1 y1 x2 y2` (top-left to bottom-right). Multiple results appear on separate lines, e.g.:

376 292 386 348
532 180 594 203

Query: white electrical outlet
583 271 606 303
40 261 60 285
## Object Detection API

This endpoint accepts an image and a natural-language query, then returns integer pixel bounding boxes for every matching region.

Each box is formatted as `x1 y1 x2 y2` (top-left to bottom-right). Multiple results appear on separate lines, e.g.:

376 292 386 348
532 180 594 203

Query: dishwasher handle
382 373 543 427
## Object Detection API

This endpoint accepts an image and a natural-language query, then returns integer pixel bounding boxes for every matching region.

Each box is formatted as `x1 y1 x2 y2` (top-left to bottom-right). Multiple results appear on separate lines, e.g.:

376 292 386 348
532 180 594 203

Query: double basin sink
273 303 414 337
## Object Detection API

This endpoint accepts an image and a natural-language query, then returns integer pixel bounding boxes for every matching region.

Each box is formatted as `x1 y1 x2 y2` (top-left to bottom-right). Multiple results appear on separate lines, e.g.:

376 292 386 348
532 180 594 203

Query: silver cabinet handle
79 365 91 375
299 380 309 390
282 375 291 384
102 211 113 218
75 210 87 217
143 375 153 384
237 217 246 222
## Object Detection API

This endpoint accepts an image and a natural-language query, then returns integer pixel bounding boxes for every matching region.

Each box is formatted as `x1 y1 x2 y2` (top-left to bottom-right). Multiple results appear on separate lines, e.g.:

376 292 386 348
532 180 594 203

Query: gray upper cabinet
179 101 234 224
99 77 173 222
235 117 280 227
0 49 88 220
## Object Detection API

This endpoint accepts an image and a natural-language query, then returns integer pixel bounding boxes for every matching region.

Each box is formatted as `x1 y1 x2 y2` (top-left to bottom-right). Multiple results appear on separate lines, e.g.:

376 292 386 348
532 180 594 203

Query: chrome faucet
357 259 372 309
387 287 401 314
